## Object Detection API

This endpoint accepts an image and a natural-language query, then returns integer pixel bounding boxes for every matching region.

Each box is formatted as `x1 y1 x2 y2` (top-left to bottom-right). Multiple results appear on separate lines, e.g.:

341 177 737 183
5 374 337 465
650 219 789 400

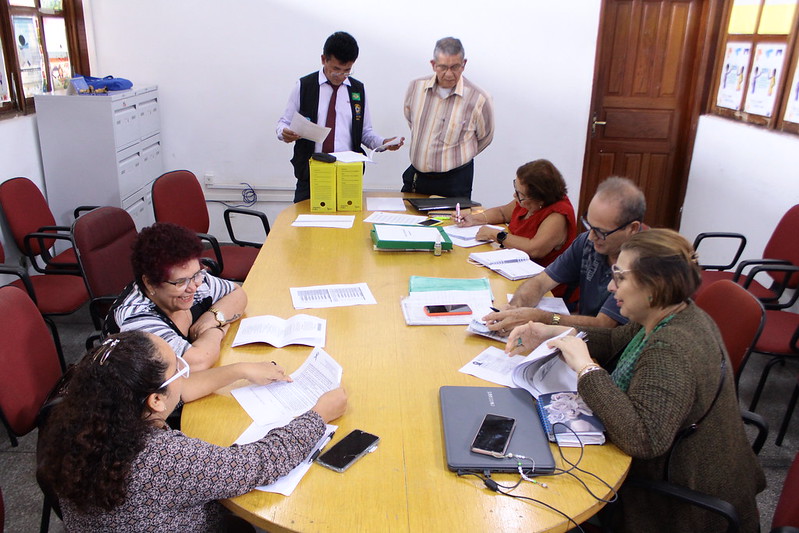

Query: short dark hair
595 176 646 226
516 159 568 206
621 229 701 308
132 222 204 288
323 31 359 63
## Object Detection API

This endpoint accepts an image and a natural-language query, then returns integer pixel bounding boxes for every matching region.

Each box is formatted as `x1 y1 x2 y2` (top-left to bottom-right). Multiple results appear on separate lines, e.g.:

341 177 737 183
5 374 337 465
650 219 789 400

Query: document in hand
231 347 342 426
510 331 588 398
232 314 326 348
466 319 509 343
536 391 605 446
468 248 545 280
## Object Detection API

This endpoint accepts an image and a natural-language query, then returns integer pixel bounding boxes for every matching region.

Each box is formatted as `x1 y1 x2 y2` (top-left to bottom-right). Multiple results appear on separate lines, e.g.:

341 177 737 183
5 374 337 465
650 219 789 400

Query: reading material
232 347 342 426
469 248 545 280
371 224 453 251
290 283 377 309
232 314 326 348
289 111 330 144
510 331 588 398
444 224 505 248
536 391 606 446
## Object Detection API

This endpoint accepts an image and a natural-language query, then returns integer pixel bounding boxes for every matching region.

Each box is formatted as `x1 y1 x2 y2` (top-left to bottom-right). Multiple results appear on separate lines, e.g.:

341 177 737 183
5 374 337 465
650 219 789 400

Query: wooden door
580 0 711 229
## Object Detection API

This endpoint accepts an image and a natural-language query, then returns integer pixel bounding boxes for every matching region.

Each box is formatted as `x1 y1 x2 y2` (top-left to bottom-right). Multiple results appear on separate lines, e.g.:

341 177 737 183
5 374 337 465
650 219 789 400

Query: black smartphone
316 429 380 472
471 414 517 457
418 218 443 227
311 152 337 163
423 304 472 316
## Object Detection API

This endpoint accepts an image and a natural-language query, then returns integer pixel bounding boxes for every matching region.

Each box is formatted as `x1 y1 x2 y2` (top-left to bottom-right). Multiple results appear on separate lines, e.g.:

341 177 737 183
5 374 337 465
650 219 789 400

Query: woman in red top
458 159 577 266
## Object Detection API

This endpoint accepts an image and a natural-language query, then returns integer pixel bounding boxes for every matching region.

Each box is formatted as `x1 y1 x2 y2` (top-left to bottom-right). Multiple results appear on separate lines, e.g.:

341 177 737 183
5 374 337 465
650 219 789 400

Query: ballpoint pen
307 430 336 464
455 202 461 223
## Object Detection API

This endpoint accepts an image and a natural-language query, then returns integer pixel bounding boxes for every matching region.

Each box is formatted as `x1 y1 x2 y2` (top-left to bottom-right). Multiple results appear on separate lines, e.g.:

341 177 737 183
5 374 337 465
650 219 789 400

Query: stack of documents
468 248 545 280
371 224 453 251
401 276 494 326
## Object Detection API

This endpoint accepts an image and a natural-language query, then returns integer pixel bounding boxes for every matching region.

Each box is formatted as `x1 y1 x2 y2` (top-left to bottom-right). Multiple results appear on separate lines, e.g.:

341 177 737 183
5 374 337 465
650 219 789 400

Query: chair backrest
0 177 60 255
0 286 62 437
772 451 799 529
151 170 210 233
72 207 137 299
695 279 765 379
763 204 799 288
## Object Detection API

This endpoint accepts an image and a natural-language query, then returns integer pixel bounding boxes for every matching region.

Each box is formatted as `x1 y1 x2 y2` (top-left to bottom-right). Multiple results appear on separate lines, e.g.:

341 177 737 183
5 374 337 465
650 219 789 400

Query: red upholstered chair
771 452 799 532
693 204 799 305
151 170 270 281
0 177 88 275
72 207 138 347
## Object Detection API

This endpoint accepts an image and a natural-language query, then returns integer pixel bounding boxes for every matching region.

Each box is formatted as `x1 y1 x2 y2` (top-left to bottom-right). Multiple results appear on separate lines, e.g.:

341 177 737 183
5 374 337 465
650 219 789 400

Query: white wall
85 0 601 212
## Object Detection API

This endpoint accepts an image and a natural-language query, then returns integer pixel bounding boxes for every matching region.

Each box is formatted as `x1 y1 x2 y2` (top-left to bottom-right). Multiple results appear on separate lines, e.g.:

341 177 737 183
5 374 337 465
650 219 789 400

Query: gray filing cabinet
35 86 163 229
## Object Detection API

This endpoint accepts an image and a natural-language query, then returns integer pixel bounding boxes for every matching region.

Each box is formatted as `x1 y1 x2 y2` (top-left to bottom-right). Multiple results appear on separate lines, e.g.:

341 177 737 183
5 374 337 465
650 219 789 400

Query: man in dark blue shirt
484 176 645 333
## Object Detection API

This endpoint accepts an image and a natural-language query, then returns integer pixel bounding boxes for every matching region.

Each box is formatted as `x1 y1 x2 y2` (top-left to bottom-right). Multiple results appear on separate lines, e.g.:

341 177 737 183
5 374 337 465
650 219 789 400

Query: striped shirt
106 274 237 357
404 74 494 173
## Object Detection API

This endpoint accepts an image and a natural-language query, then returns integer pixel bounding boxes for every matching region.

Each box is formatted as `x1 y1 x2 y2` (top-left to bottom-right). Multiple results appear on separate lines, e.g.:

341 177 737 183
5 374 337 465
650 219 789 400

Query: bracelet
550 313 562 325
578 363 602 380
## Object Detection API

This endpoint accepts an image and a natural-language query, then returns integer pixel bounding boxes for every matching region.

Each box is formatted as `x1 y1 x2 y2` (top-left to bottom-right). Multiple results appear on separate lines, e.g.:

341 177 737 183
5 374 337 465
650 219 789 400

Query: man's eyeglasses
433 63 464 73
581 216 637 240
164 269 206 290
611 264 635 286
160 354 190 389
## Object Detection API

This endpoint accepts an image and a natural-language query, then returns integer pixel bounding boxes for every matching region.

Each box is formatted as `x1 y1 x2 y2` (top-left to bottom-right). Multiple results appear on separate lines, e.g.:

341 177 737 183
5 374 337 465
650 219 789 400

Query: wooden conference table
183 193 631 533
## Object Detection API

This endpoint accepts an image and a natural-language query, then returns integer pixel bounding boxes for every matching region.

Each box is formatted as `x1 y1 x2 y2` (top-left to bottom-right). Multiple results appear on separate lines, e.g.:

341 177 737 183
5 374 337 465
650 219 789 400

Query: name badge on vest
353 103 363 121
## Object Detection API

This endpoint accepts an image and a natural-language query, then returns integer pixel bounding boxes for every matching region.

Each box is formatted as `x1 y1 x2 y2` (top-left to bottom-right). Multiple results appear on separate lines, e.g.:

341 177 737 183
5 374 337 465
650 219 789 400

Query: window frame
708 0 799 134
0 0 89 117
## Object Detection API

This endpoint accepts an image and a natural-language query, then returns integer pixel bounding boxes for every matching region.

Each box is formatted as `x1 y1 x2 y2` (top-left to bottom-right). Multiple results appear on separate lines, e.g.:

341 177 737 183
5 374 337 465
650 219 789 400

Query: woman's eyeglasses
159 355 190 389
611 264 635 286
164 269 206 290
581 216 636 240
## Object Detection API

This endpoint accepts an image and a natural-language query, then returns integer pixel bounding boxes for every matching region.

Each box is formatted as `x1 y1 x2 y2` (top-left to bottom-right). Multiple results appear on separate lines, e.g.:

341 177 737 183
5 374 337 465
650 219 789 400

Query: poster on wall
783 58 799 124
744 43 787 117
717 41 752 110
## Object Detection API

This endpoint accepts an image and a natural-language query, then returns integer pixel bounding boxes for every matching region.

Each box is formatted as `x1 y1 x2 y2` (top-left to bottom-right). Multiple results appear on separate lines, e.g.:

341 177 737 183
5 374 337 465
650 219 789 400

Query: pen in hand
455 202 461 223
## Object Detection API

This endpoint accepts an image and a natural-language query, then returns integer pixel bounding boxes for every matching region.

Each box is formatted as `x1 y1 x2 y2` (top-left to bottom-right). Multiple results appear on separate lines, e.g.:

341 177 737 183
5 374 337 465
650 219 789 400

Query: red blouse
508 196 577 266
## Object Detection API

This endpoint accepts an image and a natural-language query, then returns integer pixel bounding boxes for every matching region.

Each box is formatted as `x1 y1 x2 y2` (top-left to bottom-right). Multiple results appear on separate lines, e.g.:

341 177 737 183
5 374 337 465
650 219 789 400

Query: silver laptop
439 386 556 474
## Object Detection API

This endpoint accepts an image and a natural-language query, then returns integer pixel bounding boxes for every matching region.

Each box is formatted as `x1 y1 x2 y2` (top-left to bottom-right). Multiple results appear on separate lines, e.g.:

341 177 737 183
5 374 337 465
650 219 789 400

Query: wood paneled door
580 0 713 229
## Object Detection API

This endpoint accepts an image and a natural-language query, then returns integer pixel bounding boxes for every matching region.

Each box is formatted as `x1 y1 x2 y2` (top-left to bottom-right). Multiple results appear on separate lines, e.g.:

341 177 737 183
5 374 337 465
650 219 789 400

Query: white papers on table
363 211 427 225
502 295 572 316
292 215 355 228
400 289 493 325
469 248 545 280
330 150 372 163
443 225 504 247
290 282 377 309
289 111 330 144
232 347 342 426
232 314 326 348
373 224 441 243
365 197 407 212
459 346 525 387
235 421 337 496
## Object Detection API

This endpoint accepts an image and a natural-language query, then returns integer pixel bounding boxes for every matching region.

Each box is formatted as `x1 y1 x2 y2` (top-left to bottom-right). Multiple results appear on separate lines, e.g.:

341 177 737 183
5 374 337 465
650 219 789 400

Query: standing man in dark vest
277 31 403 203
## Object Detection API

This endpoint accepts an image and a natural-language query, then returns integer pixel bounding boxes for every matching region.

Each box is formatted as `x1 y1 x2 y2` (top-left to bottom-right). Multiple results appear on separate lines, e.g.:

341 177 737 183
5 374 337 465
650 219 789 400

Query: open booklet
468 248 545 280
536 391 605 446
232 314 326 348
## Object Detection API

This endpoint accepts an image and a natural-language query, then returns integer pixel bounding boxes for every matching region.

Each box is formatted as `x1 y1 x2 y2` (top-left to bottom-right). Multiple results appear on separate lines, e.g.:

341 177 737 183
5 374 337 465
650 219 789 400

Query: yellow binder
336 162 363 211
309 159 336 212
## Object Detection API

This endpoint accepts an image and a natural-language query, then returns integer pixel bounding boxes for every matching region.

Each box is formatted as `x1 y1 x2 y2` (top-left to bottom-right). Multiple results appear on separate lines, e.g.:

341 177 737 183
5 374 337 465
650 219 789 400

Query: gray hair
434 37 465 60
595 176 646 225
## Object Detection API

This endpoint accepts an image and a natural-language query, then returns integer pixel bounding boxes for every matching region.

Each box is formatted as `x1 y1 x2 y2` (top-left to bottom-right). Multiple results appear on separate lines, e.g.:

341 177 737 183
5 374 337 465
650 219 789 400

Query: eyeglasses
163 269 206 290
433 63 464 73
159 354 190 389
581 216 637 240
611 264 635 286
513 180 529 203
92 338 120 366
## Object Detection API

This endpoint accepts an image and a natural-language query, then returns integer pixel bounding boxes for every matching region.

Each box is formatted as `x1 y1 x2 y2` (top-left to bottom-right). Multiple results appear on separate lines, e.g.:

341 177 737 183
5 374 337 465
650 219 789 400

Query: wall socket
203 172 215 186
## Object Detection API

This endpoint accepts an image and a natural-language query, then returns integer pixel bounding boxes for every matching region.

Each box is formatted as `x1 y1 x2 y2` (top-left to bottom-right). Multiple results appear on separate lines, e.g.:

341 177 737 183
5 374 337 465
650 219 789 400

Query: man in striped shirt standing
402 37 495 199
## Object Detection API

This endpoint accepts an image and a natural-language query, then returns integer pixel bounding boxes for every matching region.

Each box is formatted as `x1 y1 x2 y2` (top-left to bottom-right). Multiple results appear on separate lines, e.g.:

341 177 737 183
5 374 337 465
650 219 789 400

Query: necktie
322 82 340 153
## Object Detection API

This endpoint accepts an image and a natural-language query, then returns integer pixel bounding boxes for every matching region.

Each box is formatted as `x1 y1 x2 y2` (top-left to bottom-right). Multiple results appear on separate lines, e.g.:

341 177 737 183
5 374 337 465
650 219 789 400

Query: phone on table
423 304 472 317
418 218 443 227
316 429 380 472
471 414 517 457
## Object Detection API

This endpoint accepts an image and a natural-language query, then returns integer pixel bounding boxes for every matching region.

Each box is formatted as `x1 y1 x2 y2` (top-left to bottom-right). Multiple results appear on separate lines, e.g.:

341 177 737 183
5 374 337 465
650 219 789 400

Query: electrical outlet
204 172 216 186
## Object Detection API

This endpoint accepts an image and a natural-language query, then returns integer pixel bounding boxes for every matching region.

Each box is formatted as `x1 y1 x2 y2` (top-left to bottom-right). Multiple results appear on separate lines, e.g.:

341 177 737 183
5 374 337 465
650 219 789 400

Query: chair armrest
73 205 99 219
196 233 224 273
771 527 799 533
0 263 38 305
37 225 72 232
23 231 80 275
223 207 270 248
741 409 768 455
693 232 747 271
742 264 799 310
88 295 119 332
625 477 740 532
199 257 221 277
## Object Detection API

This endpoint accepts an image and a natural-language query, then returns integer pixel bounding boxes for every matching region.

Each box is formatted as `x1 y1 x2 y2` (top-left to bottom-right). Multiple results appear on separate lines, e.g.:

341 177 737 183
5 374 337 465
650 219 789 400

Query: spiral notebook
535 391 606 446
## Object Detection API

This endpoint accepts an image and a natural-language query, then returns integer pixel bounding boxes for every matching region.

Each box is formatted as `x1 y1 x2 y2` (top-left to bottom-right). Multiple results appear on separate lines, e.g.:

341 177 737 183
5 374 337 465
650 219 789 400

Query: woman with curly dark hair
38 331 347 532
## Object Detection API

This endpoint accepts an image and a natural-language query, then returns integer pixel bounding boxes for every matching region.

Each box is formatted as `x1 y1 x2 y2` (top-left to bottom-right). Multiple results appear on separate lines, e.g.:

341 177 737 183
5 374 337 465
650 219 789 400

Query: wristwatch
496 231 508 248
209 307 226 327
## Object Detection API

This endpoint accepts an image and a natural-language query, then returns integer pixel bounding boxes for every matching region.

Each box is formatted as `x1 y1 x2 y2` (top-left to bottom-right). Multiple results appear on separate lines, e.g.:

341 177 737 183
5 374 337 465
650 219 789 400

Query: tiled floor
1 306 797 532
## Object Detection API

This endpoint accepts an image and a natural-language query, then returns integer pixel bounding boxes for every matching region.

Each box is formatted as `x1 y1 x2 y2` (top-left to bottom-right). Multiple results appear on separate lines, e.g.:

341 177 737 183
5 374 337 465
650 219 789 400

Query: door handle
592 114 607 135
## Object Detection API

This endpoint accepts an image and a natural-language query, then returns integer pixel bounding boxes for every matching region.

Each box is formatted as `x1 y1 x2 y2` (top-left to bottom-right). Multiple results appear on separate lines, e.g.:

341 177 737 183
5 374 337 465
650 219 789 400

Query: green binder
370 224 453 251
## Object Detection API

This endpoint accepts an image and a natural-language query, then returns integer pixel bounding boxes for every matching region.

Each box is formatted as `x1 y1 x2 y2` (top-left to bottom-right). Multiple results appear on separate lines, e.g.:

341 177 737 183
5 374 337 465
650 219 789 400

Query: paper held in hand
232 314 326 348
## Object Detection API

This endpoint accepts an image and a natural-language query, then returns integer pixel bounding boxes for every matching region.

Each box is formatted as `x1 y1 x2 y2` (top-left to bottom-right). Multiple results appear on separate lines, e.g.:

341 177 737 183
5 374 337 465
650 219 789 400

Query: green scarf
611 315 675 392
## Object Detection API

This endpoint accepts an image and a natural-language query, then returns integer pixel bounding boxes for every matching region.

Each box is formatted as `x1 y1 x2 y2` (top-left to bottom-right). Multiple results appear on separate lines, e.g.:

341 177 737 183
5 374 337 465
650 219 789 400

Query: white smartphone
315 429 380 472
